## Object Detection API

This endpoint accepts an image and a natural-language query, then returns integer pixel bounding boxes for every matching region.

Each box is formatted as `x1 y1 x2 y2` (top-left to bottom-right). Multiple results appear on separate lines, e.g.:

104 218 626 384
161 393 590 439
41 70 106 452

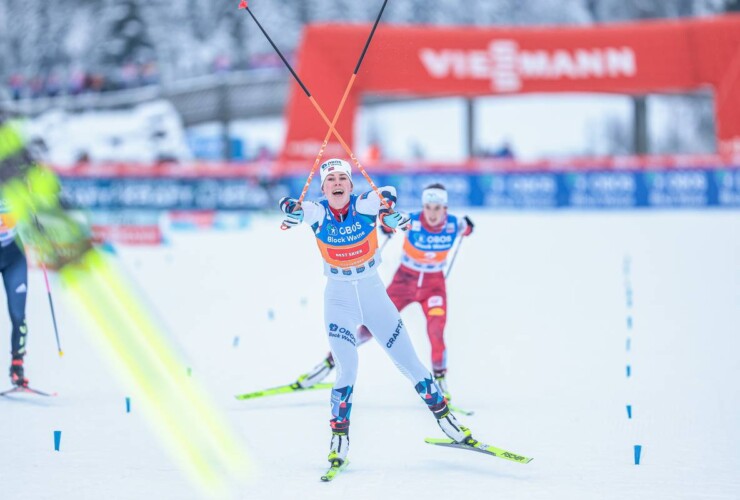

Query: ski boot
9 356 28 388
430 400 473 444
328 419 349 465
297 355 334 389
433 369 452 402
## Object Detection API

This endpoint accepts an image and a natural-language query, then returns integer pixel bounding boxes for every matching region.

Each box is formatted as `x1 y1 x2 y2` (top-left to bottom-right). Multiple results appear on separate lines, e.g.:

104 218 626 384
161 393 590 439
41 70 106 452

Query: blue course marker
54 430 62 451
627 316 633 329
634 445 642 464
626 337 631 352
268 309 274 320
626 365 631 377
126 397 131 413
233 336 240 348
626 405 632 419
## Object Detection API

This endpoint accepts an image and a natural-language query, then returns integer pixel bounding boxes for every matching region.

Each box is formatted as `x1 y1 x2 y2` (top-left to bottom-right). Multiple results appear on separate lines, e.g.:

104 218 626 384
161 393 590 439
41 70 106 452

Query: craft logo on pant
386 319 404 349
420 39 637 92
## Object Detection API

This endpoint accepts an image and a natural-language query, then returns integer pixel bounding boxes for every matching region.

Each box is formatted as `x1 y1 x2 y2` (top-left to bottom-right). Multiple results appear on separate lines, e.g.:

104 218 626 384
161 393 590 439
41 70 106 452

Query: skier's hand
462 215 474 236
279 197 304 229
379 211 410 232
380 223 395 236
279 197 302 215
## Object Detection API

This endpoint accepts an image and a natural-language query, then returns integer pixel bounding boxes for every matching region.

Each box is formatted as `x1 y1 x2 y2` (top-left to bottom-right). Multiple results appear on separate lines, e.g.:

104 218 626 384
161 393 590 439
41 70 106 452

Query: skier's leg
6 245 28 357
323 280 362 464
421 287 448 375
419 278 450 397
3 244 28 387
359 274 472 443
386 266 416 313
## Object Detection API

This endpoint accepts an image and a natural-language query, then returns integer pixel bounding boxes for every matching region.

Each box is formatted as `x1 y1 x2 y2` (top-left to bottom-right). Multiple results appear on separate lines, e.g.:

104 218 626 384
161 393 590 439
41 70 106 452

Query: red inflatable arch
282 15 740 165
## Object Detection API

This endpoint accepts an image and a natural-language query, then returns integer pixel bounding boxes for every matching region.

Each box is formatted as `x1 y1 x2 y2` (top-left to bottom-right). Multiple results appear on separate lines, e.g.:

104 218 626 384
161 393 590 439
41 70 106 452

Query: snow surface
1 209 739 499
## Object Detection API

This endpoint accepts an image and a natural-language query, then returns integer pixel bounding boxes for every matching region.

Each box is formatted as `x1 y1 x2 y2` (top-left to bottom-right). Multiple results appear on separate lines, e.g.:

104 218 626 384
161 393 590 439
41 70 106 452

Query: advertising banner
284 16 740 162
59 165 740 211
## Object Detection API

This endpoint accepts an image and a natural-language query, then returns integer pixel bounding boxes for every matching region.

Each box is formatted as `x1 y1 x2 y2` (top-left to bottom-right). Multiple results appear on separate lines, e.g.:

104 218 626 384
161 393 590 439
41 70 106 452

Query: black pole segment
354 0 389 75
245 7 311 97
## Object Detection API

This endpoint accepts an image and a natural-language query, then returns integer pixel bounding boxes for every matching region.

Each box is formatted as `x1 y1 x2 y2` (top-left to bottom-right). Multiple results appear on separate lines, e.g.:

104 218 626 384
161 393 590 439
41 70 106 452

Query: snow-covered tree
95 0 154 69
0 0 731 88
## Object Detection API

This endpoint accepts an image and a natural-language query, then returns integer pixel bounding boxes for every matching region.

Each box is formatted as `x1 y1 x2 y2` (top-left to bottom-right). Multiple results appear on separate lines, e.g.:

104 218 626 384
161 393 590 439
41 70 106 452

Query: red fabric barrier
283 15 740 164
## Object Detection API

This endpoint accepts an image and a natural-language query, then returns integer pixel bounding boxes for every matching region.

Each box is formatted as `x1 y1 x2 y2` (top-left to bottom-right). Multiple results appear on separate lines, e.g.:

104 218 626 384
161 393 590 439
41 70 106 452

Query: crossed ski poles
239 0 392 226
243 0 466 276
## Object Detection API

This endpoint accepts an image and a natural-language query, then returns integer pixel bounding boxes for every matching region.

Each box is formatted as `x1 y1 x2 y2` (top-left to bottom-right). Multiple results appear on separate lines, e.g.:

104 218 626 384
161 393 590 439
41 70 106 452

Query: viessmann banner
283 16 740 162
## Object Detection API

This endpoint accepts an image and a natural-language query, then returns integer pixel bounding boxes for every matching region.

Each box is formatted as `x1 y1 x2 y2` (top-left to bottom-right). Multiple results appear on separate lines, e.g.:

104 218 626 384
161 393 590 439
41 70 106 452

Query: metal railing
1 68 290 126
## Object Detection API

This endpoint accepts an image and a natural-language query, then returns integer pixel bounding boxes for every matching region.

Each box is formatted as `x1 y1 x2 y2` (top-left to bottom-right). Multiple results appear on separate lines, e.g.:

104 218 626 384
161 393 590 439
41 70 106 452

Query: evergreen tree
96 0 154 72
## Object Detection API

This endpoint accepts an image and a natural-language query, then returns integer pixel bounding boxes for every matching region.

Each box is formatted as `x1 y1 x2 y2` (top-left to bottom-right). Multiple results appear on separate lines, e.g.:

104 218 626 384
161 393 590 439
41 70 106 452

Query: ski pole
293 0 388 208
40 261 63 357
240 1 393 211
444 237 464 279
278 0 389 229
379 232 393 253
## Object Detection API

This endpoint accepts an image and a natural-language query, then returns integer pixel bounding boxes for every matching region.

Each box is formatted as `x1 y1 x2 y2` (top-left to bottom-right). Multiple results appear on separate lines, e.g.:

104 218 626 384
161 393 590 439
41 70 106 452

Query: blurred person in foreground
0 195 30 387
0 99 251 494
294 183 474 402
0 101 91 389
278 159 475 467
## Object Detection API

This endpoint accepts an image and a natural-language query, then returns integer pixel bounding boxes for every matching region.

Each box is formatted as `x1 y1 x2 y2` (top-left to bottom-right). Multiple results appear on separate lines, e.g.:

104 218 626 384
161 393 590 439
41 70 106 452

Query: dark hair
424 183 446 191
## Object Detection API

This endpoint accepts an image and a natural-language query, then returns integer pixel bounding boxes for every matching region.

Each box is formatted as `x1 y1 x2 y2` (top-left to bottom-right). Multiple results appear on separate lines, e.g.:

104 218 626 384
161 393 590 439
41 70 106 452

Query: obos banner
59 167 740 211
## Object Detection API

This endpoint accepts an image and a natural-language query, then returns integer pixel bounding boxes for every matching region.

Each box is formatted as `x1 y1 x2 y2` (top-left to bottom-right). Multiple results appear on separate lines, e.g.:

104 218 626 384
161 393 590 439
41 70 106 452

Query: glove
462 215 474 236
379 211 410 232
279 197 304 229
279 197 301 214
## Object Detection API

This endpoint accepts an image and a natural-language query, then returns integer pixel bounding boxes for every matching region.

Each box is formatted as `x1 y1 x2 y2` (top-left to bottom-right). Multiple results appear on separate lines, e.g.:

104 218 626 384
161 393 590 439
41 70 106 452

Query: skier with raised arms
278 159 474 470
295 183 474 403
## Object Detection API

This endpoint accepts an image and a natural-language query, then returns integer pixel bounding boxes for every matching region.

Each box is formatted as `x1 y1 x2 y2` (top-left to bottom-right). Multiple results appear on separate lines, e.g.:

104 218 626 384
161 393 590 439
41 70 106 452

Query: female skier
295 183 474 403
278 159 474 467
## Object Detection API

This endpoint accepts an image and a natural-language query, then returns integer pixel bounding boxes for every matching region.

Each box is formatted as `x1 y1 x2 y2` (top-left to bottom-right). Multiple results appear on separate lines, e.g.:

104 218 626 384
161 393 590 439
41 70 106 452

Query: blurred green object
0 119 92 269
0 116 252 495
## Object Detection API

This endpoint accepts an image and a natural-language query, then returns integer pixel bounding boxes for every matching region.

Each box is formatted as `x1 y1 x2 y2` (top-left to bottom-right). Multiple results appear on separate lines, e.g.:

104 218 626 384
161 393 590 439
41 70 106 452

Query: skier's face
322 173 352 209
423 203 447 225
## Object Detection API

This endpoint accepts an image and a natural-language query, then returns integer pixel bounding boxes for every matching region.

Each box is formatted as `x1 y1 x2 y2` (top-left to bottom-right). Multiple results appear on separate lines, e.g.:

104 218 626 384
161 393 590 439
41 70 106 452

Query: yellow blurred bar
1 124 252 495
60 250 252 496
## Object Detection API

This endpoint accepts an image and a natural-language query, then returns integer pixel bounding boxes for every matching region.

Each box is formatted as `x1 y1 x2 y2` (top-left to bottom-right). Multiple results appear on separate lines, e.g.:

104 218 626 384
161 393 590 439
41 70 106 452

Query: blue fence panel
59 166 740 211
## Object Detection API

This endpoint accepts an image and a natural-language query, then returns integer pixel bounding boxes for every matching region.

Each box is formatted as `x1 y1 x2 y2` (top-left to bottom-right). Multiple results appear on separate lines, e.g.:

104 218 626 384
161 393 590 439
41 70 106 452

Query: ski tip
424 437 451 445
0 387 57 397
320 459 349 482
498 451 534 464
